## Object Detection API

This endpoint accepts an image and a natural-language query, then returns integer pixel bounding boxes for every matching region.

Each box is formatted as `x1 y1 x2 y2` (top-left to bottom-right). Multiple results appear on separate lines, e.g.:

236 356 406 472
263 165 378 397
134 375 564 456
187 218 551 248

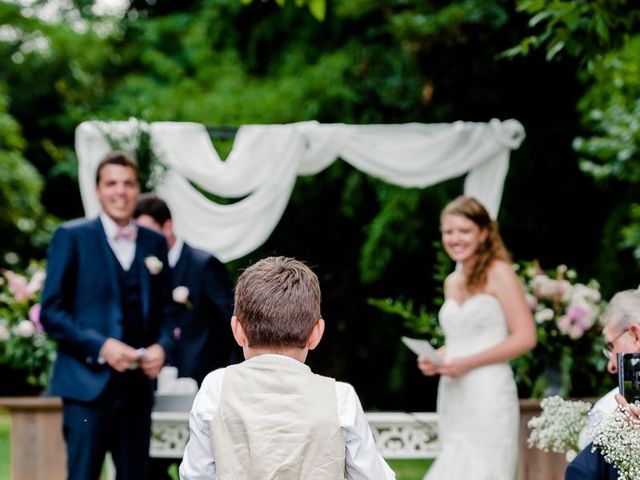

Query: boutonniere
172 286 192 309
144 256 163 275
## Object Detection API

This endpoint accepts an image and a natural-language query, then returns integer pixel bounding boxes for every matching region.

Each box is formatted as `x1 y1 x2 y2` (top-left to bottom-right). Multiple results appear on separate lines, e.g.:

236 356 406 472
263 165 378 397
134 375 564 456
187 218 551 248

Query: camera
617 352 640 404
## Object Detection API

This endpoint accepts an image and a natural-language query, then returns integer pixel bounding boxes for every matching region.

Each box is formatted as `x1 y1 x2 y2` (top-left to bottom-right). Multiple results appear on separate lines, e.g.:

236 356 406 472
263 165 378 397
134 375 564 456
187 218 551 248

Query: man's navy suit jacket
41 217 175 402
171 243 236 385
565 443 618 480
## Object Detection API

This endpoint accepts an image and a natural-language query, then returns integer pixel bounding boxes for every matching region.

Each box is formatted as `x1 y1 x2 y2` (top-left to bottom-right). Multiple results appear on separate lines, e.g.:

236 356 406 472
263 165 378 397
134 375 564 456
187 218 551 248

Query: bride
417 196 536 480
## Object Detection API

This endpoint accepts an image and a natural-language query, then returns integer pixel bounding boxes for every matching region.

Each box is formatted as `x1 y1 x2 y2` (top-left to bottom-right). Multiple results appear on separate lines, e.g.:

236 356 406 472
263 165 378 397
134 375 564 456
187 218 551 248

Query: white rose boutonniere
172 286 192 309
144 256 163 275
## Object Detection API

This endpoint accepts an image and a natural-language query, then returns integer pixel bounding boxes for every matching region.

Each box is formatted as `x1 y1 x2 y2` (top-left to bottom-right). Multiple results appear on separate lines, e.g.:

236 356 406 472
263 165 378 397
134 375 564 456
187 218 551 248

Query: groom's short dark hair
95 151 138 185
234 256 321 348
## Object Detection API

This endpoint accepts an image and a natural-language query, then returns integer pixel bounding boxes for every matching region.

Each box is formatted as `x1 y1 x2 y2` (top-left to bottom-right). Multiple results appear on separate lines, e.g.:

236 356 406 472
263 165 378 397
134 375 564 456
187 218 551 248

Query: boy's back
211 354 346 479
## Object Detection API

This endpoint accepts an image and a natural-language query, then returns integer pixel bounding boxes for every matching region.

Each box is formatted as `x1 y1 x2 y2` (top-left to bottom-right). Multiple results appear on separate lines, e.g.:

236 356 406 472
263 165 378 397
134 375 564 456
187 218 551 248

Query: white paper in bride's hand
401 336 442 364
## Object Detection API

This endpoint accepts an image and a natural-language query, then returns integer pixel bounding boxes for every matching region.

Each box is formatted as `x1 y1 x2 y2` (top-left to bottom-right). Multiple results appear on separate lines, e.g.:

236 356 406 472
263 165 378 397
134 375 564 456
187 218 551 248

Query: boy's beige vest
210 355 346 480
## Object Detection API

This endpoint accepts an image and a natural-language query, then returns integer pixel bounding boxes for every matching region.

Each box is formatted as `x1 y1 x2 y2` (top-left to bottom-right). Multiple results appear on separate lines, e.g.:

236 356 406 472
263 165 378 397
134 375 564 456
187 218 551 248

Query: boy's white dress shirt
179 354 396 480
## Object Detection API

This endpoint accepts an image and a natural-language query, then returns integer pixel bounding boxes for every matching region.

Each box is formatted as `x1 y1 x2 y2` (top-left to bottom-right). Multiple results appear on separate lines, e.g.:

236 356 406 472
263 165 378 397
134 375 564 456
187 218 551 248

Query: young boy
179 256 396 479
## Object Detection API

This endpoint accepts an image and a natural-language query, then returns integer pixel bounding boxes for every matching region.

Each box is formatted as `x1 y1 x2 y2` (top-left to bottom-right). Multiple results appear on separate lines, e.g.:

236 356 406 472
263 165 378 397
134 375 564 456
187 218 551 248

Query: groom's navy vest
110 252 145 348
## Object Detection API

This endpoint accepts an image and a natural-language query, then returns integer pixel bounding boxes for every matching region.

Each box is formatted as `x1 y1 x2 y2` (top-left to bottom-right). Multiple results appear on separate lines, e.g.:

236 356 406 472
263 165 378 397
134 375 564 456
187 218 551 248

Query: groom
41 151 175 480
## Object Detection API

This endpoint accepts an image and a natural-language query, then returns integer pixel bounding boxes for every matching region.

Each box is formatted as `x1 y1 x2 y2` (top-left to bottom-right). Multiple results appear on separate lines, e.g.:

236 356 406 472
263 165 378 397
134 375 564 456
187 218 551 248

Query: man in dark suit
133 193 236 385
41 151 175 480
565 443 618 480
563 289 640 480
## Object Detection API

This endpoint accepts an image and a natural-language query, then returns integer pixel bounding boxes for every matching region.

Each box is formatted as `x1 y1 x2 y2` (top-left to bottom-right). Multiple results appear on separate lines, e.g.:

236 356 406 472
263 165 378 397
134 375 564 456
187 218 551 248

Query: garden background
1 0 640 416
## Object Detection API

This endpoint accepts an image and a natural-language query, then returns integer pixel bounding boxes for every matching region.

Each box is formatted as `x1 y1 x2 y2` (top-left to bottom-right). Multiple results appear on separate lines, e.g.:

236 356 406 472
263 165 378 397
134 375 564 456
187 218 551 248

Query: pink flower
532 275 572 301
566 304 588 322
29 303 42 330
26 270 45 296
4 271 31 302
557 306 592 339
557 315 572 334
174 327 181 340
566 302 596 330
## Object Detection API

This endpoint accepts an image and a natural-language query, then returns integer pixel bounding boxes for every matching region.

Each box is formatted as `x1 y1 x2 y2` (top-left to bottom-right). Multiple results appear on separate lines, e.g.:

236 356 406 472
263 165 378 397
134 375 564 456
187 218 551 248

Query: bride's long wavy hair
441 196 511 292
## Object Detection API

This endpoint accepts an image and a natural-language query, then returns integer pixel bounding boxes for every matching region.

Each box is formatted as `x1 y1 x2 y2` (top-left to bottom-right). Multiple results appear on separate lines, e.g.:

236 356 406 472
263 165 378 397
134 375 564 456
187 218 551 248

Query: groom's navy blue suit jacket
41 217 175 402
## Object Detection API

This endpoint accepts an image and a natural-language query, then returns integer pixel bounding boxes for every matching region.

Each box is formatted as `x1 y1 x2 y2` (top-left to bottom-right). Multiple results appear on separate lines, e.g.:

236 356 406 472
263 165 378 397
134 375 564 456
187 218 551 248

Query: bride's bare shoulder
486 259 520 293
487 259 516 277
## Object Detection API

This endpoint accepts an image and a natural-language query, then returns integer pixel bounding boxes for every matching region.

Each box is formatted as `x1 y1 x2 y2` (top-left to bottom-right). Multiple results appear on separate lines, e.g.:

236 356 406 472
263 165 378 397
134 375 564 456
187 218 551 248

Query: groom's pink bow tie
114 224 137 241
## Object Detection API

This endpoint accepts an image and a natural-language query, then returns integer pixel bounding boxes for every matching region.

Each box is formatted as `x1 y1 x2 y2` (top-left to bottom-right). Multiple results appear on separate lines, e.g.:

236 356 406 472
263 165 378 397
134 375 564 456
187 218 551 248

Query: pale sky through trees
14 0 130 20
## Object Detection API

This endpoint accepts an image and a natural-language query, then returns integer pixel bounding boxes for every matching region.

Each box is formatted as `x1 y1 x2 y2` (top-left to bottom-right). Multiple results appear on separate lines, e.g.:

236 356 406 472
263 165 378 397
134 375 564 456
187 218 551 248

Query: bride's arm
437 260 536 378
417 274 456 376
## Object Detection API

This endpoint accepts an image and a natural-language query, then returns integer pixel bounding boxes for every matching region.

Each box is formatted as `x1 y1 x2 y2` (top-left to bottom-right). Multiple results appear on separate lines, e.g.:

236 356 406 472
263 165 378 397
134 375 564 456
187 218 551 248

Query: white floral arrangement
592 405 640 480
527 395 592 461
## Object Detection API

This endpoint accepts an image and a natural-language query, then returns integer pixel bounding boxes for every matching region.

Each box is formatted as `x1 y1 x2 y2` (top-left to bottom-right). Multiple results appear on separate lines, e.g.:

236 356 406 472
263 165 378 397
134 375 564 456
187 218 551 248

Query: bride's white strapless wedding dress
424 294 519 480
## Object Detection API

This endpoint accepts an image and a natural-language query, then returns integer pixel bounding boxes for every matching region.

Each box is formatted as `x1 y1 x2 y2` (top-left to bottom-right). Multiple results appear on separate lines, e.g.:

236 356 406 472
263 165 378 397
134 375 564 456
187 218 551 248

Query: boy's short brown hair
234 256 321 348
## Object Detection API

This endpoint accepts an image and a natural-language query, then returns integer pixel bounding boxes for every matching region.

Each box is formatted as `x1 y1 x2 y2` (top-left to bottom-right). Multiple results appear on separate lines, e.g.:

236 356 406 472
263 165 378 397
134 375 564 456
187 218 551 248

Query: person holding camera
563 289 640 479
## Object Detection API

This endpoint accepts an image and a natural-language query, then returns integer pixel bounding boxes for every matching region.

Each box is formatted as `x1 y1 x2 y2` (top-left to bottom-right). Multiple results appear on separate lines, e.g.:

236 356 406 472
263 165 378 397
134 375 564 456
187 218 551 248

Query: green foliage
368 297 443 344
242 0 326 21
506 0 640 60
621 204 640 261
512 0 640 275
360 187 423 284
96 121 168 191
0 86 54 265
575 37 640 184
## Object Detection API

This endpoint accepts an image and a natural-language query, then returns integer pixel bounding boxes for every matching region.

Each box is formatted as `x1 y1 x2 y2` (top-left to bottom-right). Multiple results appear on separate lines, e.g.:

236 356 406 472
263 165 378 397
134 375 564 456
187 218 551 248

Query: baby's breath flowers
527 396 592 460
592 405 640 480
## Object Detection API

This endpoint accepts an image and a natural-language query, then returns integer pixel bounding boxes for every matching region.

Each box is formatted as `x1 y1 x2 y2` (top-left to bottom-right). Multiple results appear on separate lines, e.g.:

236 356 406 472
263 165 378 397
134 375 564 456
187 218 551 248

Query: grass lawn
387 459 432 479
0 413 431 480
0 414 9 480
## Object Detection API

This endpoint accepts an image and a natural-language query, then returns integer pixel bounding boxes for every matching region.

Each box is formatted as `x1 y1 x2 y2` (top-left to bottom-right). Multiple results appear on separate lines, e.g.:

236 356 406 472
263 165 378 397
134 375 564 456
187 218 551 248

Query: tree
0 86 52 266
509 0 640 274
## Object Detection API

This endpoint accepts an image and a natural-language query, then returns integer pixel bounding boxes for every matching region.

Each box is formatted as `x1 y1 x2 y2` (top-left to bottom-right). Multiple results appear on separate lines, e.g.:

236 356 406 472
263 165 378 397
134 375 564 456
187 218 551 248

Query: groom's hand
101 338 140 372
140 343 165 379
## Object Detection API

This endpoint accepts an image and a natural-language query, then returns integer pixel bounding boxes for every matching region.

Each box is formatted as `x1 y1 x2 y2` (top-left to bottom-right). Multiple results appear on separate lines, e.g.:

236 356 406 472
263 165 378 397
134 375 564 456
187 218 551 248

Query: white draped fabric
75 119 525 262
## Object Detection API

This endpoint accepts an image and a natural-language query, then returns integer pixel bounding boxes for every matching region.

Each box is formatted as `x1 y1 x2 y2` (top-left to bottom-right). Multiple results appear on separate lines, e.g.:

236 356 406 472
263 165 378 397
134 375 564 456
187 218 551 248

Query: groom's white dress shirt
179 354 396 480
100 213 136 270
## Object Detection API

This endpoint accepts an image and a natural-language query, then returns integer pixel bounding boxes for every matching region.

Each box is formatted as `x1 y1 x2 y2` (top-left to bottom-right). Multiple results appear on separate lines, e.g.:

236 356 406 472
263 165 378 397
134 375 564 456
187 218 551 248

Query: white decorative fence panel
149 410 439 460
